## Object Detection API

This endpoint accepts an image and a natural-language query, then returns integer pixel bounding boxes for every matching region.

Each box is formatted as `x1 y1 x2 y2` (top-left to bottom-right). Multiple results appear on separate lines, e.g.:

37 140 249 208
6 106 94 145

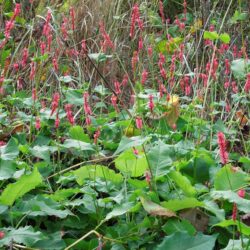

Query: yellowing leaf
140 197 176 217
190 19 203 33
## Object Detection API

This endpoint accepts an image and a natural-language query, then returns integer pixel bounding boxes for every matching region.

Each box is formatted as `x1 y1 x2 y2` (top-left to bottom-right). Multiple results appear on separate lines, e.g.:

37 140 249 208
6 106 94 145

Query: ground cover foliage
0 0 250 249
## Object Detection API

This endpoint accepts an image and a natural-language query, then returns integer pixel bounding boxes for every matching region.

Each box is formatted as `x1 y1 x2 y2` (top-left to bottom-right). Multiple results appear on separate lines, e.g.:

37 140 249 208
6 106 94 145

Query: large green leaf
30 145 51 162
222 239 249 250
168 170 197 197
105 202 134 221
214 219 250 236
231 59 250 79
0 168 43 206
71 165 123 185
63 139 96 151
33 232 66 250
0 160 16 180
0 226 43 247
162 198 203 212
155 232 217 250
214 165 248 191
69 126 91 142
114 136 149 155
14 195 72 218
115 148 148 177
162 218 196 235
211 191 250 213
0 138 19 161
147 141 173 177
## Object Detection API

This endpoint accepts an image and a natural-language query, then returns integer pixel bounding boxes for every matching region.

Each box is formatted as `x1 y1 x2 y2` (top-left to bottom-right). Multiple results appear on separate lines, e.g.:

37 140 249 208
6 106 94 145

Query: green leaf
30 145 51 162
222 239 249 250
71 165 123 185
63 139 96 151
14 195 72 218
114 136 149 155
33 232 66 249
168 170 197 197
211 190 250 213
141 197 176 217
0 160 16 180
59 75 73 83
219 33 230 44
105 202 134 221
214 219 250 236
162 218 196 235
203 31 219 40
65 89 83 105
0 138 19 161
69 126 91 142
88 53 112 63
155 232 217 250
0 226 43 247
115 148 148 177
162 198 203 212
231 59 250 79
48 188 81 201
214 165 248 191
0 168 43 206
147 141 173 177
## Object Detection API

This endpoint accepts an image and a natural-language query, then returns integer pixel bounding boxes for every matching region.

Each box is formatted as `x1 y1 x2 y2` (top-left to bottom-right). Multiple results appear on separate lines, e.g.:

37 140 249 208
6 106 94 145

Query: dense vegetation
0 0 249 249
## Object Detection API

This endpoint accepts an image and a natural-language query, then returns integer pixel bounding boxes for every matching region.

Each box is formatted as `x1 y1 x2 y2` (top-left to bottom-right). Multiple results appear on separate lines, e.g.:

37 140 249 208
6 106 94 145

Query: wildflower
50 92 60 116
32 88 37 101
99 21 114 52
81 39 87 54
148 95 154 112
40 41 46 55
147 46 153 57
55 114 60 128
244 73 250 93
231 81 238 93
61 17 68 40
85 116 91 126
138 36 143 51
114 81 121 95
141 69 148 85
0 231 5 239
238 189 245 198
121 74 128 86
131 51 139 73
35 117 41 130
69 7 75 31
83 92 92 115
133 148 139 156
4 20 14 39
21 48 29 68
0 141 6 147
65 104 74 125
217 132 228 165
29 62 36 80
13 3 21 19
129 4 143 38
111 94 118 112
145 170 151 187
52 57 59 72
135 117 143 130
94 127 101 144
17 77 23 90
159 0 165 24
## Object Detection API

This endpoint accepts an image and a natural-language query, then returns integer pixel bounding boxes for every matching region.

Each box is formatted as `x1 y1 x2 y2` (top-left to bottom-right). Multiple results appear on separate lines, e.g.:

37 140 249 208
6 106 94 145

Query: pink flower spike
35 117 41 130
238 189 245 198
217 132 229 165
136 117 143 130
